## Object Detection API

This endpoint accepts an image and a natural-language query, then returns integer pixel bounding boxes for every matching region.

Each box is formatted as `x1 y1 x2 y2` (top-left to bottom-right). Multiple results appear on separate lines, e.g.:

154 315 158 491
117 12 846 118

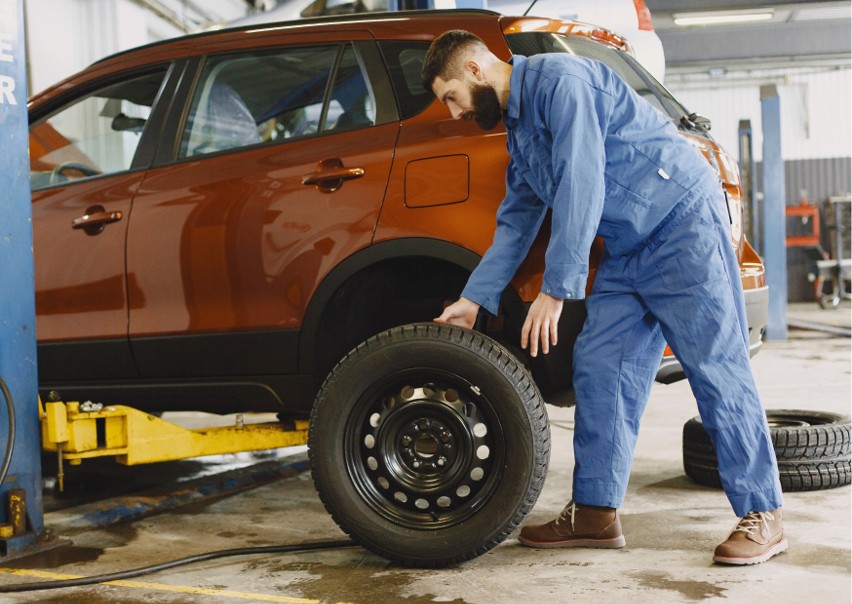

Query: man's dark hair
421 29 489 93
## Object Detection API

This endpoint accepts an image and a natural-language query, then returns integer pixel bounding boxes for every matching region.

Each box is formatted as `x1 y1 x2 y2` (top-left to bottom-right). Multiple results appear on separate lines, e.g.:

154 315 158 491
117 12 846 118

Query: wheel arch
299 238 524 379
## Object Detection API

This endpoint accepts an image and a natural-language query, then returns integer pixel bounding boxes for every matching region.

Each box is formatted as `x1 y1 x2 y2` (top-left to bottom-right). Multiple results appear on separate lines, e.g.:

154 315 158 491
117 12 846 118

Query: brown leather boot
518 501 626 549
713 509 787 565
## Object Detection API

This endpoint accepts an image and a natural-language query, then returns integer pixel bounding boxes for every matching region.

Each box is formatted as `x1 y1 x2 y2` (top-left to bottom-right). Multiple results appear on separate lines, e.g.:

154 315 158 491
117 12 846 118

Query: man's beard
470 83 502 131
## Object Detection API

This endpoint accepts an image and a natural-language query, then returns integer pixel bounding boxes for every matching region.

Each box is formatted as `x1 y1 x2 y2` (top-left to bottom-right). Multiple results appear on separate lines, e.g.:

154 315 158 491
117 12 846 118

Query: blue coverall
461 54 783 517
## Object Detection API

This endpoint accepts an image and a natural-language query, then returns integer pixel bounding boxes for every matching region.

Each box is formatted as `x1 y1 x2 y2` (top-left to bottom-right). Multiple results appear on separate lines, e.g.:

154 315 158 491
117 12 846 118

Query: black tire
683 409 852 492
309 323 550 567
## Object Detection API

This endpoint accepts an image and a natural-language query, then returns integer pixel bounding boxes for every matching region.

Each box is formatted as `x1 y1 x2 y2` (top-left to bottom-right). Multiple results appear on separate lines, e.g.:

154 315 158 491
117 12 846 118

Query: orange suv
29 9 769 567
29 9 767 415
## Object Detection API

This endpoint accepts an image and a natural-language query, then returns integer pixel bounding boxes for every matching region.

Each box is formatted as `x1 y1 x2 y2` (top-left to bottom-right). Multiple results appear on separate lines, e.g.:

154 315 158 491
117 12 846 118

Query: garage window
179 42 378 158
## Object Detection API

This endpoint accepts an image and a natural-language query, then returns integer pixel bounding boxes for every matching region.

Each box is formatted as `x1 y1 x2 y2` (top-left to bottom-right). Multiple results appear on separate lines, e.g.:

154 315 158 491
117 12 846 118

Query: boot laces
733 511 775 536
554 501 576 530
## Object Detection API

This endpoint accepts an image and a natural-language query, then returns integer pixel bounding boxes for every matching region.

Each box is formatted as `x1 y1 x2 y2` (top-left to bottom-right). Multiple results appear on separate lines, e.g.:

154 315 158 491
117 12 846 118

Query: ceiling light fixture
673 10 775 26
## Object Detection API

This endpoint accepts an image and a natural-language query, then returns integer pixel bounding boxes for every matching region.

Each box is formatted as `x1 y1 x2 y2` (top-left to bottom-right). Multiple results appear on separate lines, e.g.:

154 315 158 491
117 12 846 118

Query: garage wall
666 65 852 163
24 0 251 97
666 65 851 303
25 0 180 95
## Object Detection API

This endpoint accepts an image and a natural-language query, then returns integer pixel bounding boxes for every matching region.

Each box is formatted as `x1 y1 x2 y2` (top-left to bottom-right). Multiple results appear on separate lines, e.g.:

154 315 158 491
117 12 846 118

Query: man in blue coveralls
422 30 787 565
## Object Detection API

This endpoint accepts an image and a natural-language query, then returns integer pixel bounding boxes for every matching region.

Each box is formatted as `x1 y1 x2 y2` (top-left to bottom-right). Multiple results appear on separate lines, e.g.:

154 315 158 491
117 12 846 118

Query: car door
30 67 171 381
126 35 398 378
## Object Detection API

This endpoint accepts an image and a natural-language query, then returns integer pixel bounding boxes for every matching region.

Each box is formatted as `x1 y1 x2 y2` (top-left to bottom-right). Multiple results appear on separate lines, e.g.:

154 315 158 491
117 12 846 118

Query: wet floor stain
785 543 851 571
632 570 726 600
4 524 139 569
245 558 473 603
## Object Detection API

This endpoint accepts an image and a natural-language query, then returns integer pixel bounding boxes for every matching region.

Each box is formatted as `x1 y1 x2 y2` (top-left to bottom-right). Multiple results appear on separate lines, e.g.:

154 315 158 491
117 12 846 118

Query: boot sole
713 538 789 565
518 535 627 549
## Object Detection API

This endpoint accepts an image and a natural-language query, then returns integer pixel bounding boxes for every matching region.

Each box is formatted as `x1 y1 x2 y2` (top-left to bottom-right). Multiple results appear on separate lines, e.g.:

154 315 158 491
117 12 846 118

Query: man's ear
462 59 485 83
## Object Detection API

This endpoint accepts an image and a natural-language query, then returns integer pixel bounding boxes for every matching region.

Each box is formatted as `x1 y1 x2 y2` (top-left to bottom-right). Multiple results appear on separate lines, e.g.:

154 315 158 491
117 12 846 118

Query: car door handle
72 206 123 235
302 158 364 192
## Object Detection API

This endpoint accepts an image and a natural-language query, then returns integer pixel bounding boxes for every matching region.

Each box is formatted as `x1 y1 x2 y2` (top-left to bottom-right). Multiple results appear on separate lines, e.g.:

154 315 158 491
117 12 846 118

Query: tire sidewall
683 409 852 492
310 326 545 564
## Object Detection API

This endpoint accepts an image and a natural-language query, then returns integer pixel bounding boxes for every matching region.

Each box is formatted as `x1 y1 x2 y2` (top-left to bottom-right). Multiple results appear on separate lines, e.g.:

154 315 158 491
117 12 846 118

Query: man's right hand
434 297 480 329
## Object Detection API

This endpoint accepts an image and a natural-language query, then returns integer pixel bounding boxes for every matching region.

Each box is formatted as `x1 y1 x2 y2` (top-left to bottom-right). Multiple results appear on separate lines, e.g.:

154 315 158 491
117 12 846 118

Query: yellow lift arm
40 399 308 490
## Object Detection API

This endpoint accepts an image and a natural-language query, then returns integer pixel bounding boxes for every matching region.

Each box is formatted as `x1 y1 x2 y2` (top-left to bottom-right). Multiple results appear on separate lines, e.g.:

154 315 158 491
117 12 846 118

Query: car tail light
588 27 633 54
633 0 655 31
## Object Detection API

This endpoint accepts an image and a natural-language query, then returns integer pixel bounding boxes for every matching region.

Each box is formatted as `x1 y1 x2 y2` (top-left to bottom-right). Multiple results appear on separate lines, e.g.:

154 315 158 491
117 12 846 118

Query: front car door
30 67 171 382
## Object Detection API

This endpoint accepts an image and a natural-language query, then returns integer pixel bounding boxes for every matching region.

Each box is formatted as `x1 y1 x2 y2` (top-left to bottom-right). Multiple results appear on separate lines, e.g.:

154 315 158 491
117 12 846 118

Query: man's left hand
521 292 564 357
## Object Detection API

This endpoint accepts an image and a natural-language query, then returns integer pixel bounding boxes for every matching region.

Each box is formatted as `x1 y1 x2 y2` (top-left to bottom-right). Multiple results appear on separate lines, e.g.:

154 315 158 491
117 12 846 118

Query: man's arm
459 156 548 315
436 156 547 327
540 73 611 301
519 71 611 356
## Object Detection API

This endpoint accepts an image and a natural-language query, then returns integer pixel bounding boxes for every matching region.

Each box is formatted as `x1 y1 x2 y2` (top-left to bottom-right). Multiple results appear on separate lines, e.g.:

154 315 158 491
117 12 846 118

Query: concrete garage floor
0 303 849 603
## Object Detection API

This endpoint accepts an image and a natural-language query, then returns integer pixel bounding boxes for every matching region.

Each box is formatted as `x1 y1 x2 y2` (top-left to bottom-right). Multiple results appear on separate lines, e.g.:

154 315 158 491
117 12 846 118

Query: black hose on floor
0 538 357 593
0 378 15 489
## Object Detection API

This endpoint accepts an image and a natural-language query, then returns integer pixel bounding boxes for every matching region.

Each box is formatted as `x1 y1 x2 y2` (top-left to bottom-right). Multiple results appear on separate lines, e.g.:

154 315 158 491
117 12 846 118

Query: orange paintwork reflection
126 123 398 338
32 174 141 342
29 121 96 172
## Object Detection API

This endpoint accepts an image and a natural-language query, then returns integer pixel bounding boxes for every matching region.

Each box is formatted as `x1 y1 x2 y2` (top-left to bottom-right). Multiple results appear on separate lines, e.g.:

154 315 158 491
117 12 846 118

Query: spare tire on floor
309 323 550 567
683 409 851 492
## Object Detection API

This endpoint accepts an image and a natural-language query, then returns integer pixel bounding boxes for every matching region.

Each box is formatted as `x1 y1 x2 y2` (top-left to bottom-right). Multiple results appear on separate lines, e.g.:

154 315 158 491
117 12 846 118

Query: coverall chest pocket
651 204 728 293
517 131 554 200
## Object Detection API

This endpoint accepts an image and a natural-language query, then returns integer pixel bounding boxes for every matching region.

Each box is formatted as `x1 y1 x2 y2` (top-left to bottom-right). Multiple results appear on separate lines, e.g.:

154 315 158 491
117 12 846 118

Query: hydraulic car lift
40 397 309 491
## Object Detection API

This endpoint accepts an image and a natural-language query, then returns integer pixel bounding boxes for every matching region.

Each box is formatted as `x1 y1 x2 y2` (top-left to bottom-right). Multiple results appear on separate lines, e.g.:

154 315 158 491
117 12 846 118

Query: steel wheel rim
344 368 505 530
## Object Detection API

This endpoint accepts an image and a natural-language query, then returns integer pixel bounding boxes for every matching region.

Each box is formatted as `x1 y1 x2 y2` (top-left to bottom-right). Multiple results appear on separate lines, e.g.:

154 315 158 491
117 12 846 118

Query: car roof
94 9 503 66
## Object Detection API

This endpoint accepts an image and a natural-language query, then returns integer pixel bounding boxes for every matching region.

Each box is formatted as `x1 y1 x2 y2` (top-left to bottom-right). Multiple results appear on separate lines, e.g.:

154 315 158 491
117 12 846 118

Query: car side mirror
681 112 711 132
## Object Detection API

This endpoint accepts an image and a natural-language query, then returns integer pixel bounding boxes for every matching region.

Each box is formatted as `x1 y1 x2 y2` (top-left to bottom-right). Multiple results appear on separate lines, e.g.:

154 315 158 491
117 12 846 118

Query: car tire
309 323 550 567
683 409 852 492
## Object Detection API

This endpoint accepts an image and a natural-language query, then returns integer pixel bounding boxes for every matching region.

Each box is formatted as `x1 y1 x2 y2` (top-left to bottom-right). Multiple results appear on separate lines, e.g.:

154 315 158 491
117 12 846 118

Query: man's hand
521 292 564 357
435 297 480 329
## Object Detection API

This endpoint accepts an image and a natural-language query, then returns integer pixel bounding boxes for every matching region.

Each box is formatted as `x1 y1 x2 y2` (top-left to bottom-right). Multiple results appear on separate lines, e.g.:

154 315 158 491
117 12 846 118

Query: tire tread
309 323 550 567
682 410 852 492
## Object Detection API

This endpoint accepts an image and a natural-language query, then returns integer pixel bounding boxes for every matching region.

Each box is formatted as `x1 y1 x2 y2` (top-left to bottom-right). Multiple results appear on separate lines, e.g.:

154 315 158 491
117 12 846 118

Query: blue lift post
738 119 760 256
0 0 45 558
760 84 788 341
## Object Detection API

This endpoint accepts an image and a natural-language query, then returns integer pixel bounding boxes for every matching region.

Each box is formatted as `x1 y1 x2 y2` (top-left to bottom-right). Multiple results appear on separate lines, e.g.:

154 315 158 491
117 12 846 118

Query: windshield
506 32 693 129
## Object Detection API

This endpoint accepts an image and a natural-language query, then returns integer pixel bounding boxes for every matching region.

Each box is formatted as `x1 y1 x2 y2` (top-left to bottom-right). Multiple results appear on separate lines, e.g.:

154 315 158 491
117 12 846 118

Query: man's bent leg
641 199 783 517
519 270 665 549
571 286 666 509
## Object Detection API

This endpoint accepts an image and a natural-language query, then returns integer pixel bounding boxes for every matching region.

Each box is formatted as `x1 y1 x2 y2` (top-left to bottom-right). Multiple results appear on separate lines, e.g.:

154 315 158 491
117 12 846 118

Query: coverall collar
506 54 527 121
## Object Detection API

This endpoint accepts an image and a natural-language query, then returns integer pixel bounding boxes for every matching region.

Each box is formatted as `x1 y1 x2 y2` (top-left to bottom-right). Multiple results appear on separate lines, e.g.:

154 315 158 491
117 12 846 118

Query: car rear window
180 42 380 158
378 40 434 120
506 32 691 125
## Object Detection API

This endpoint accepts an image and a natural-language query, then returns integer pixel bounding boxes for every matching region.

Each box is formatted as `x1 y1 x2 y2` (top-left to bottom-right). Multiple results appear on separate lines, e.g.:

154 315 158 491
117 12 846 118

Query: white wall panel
666 66 851 162
25 0 245 96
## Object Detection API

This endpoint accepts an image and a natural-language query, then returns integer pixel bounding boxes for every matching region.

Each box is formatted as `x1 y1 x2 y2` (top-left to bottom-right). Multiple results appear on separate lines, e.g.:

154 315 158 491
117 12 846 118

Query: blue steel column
760 84 788 341
738 119 759 255
0 0 44 556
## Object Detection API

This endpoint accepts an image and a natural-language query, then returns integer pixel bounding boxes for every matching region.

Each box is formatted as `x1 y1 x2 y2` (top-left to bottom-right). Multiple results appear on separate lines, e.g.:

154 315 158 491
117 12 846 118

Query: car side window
324 44 376 133
29 70 167 191
377 41 434 120
180 43 378 158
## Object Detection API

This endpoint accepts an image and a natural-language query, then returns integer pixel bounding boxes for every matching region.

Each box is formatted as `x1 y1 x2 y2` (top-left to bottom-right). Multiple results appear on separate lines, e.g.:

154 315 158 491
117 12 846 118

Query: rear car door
30 67 171 382
126 34 398 379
